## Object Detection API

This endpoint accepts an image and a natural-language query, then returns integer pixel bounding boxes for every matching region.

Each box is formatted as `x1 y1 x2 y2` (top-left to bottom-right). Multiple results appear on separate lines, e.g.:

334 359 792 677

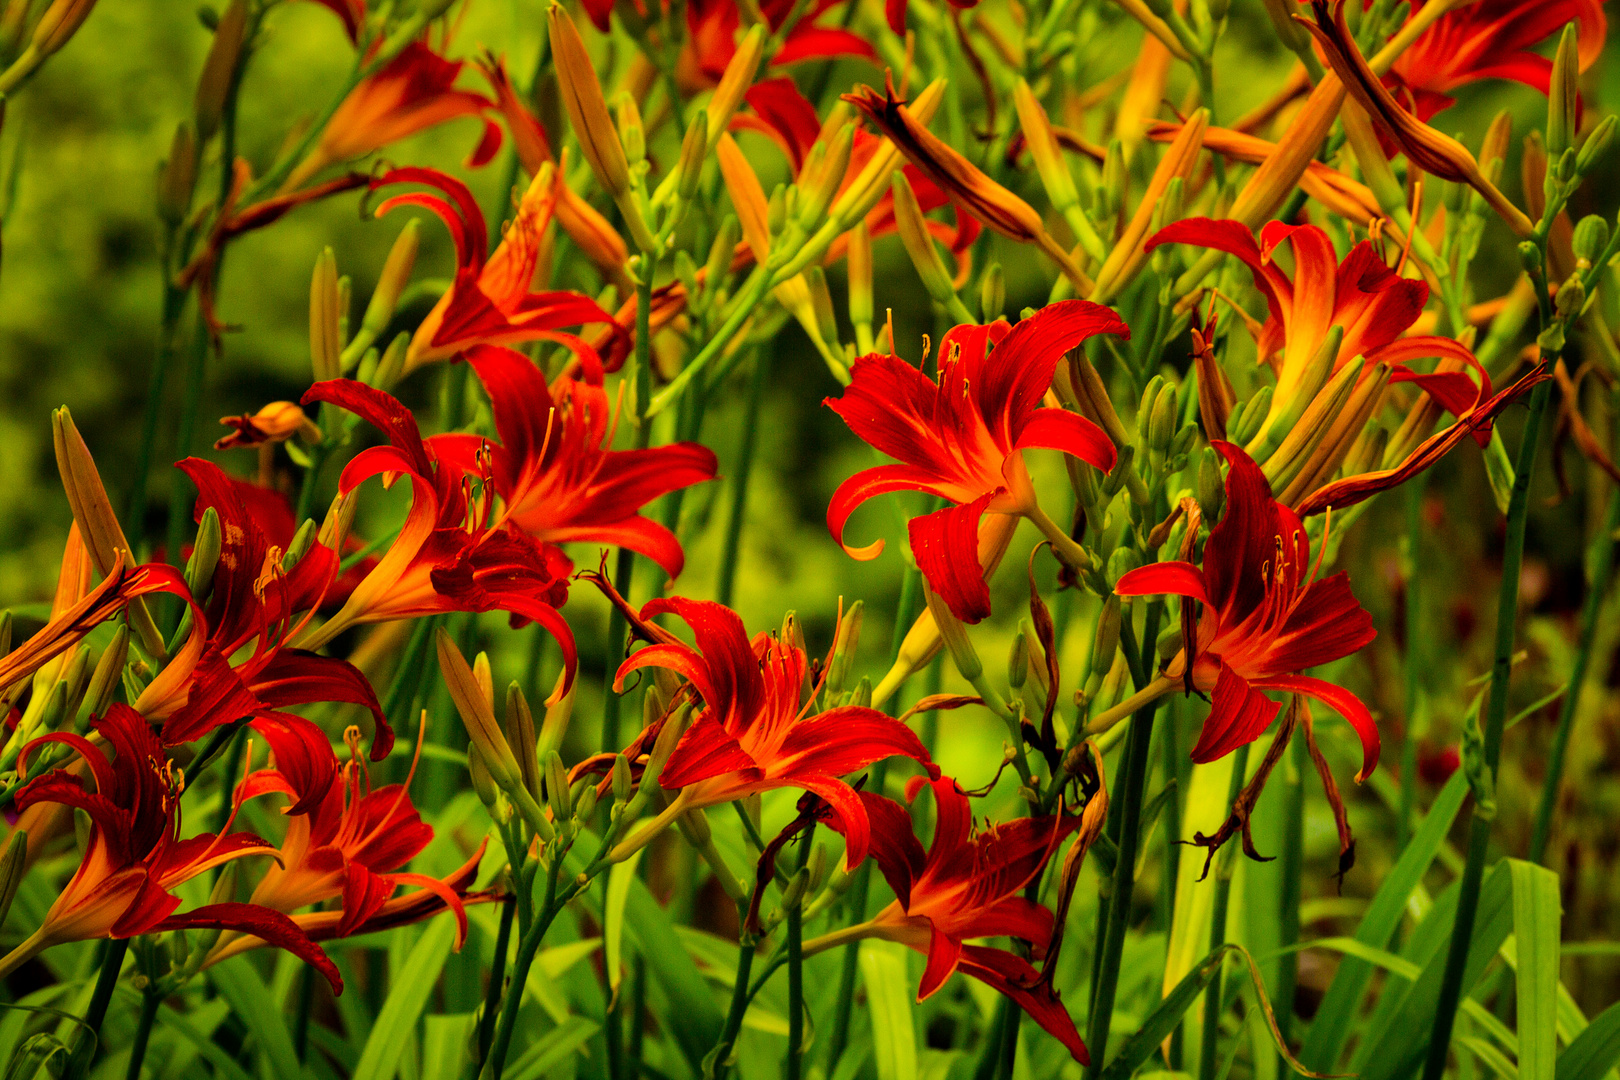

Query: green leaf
505 1016 599 1080
156 1003 257 1080
351 915 455 1080
421 1014 473 1080
1100 946 1226 1080
860 940 917 1080
1460 1036 1521 1080
1558 1001 1620 1080
209 957 306 1080
1300 769 1470 1072
605 849 643 1000
1510 860 1564 1080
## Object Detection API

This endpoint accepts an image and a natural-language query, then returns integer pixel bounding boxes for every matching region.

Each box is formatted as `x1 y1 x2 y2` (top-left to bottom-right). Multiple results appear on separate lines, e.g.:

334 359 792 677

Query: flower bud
574 783 598 821
281 518 317 571
505 682 542 802
1555 275 1585 321
1007 632 1029 691
797 122 855 230
1573 215 1609 268
1013 80 1084 229
77 625 127 727
703 216 739 300
1155 625 1182 663
704 25 764 151
550 4 630 200
539 665 574 752
849 676 873 709
847 221 873 334
157 122 197 226
1106 548 1142 589
1148 381 1178 456
359 219 419 340
615 92 645 167
980 263 1005 323
184 507 222 601
310 247 342 382
544 750 572 824
675 107 708 203
825 600 863 696
806 843 828 893
612 753 632 805
1226 386 1273 447
1136 375 1165 447
780 867 810 911
467 744 502 811
891 171 960 310
1089 597 1121 681
1547 23 1579 162
1195 446 1225 524
1576 114 1617 179
31 0 97 57
645 705 693 787
1250 326 1342 463
194 0 246 143
923 583 981 683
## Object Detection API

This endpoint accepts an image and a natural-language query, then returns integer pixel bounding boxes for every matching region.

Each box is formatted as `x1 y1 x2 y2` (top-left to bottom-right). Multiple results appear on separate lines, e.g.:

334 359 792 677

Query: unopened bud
849 676 872 709
310 248 342 382
615 92 645 166
1555 275 1585 321
1547 23 1579 162
1574 215 1609 268
544 750 572 823
550 4 630 200
1008 632 1029 690
675 107 707 202
825 601 864 696
184 507 221 601
539 665 574 755
194 0 246 142
1106 548 1142 589
847 221 873 331
574 784 598 820
468 744 502 810
1577 114 1617 179
1226 387 1272 447
797 121 854 228
157 122 198 225
1148 382 1178 455
360 219 419 339
79 625 128 726
612 753 632 804
704 25 764 151
506 682 541 801
1089 597 1121 680
0 830 29 931
1013 79 1078 215
980 263 1005 323
1196 447 1225 524
924 584 981 683
281 519 317 571
646 705 693 786
780 867 810 911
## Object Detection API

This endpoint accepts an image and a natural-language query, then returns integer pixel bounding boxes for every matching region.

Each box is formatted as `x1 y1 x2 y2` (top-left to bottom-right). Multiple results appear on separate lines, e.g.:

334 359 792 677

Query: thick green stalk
1084 606 1163 1080
715 349 770 609
1529 479 1620 864
1198 743 1250 1080
476 898 517 1065
66 938 130 1080
784 823 815 1080
125 988 160 1080
709 928 757 1079
1420 378 1553 1080
294 961 315 1062
484 863 568 1080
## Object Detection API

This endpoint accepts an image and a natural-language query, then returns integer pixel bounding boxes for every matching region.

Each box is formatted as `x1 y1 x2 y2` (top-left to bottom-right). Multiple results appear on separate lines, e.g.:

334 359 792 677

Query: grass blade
352 917 455 1080
860 940 917 1080
1558 1002 1620 1080
1510 861 1563 1080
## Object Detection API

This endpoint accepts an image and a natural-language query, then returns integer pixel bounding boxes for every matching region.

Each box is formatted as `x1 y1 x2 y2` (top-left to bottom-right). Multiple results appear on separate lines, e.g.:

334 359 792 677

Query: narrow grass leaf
605 849 643 1000
1460 1036 1521 1080
860 940 917 1080
351 915 455 1080
208 957 306 1080
506 1017 599 1080
1510 860 1563 1080
1558 1001 1620 1080
1301 769 1469 1072
156 1004 257 1080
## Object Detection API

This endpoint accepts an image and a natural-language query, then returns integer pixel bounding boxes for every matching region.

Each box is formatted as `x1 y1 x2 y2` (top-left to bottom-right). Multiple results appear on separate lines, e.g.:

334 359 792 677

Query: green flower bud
1149 382 1179 455
1106 548 1142 589
1576 114 1616 178
1547 23 1579 161
1089 597 1121 681
825 600 863 696
1007 632 1029 691
157 122 198 226
1573 215 1610 268
612 753 632 805
980 263 1005 323
1196 446 1225 524
78 625 128 727
185 507 222 601
544 750 572 824
924 585 981 683
505 682 541 802
359 220 420 342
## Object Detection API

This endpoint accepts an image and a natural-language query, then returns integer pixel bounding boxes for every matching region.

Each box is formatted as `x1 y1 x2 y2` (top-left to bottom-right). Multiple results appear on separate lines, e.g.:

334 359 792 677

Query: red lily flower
1114 441 1380 779
0 704 342 990
676 0 873 88
612 597 934 869
826 301 1124 623
133 459 390 756
372 167 626 372
817 776 1087 1062
1146 218 1493 425
428 346 717 580
225 721 482 951
295 379 578 693
1380 0 1606 125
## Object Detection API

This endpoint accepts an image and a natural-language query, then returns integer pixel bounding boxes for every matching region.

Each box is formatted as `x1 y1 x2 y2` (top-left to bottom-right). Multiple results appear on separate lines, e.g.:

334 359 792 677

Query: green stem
709 930 757 1079
1198 743 1249 1080
126 283 188 546
1528 477 1620 864
484 864 568 1080
163 313 210 582
1420 377 1553 1080
1400 477 1424 852
715 349 769 609
293 961 314 1062
125 988 160 1080
476 897 517 1065
66 938 130 1080
1276 723 1307 1066
784 823 815 1080
1083 607 1163 1080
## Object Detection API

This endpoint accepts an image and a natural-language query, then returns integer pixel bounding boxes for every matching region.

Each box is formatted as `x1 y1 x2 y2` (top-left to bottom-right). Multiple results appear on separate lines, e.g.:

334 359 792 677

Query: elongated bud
31 0 98 56
830 79 945 228
705 25 764 150
575 784 598 820
195 0 246 142
437 631 521 792
980 263 1005 323
675 107 708 203
1092 109 1207 303
1195 446 1224 524
1089 597 1121 681
467 744 502 811
806 843 828 893
360 220 419 339
825 601 863 696
157 122 198 225
0 831 26 932
847 220 873 332
1251 326 1342 462
924 583 982 682
310 248 342 382
544 750 572 823
1136 375 1165 447
1576 114 1617 179
645 705 692 786
1014 81 1078 215
550 4 630 200
1008 632 1029 690
849 676 872 709
539 665 574 755
703 217 739 297
1148 381 1178 456
505 682 542 802
1106 548 1142 589
1548 23 1579 162
52 408 164 657
185 508 222 601
612 753 632 804
615 92 645 166
797 122 855 229
281 519 317 571
78 624 127 726
891 172 959 308
780 867 810 911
